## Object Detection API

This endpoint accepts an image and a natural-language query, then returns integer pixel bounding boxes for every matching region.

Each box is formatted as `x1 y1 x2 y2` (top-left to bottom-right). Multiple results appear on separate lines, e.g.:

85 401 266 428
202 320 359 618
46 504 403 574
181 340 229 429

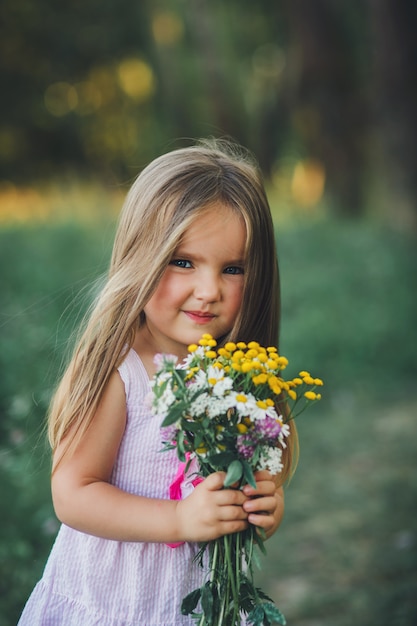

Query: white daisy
258 446 284 474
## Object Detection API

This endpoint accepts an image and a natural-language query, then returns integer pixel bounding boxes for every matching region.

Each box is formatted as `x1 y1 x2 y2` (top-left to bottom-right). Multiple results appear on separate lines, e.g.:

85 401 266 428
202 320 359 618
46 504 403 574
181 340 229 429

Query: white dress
18 349 205 625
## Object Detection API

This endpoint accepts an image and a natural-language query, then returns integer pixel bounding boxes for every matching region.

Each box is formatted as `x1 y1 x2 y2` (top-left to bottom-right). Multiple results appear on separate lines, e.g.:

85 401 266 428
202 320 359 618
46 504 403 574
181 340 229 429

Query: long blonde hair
48 139 298 479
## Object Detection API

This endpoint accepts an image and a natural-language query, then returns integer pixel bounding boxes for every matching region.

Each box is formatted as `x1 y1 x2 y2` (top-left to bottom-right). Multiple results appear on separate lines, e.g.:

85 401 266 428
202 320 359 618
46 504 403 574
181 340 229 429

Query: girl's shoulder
117 348 150 397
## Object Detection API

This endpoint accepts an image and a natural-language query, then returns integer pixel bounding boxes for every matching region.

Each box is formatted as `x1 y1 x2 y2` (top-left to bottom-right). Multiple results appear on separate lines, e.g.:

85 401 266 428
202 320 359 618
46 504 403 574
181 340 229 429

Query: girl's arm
51 370 250 544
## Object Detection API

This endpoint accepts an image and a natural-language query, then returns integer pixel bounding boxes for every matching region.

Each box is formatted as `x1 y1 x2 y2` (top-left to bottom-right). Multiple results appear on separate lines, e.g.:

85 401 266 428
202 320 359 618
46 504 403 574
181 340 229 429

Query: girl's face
143 203 246 358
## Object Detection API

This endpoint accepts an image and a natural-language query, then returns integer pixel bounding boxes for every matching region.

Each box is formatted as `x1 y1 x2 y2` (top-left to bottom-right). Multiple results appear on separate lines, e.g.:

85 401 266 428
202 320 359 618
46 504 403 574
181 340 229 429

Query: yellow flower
304 391 317 401
252 373 268 385
198 334 216 347
188 344 198 352
236 341 247 349
241 361 253 373
196 444 208 454
267 346 277 353
253 358 263 367
248 341 260 350
314 378 324 386
277 356 289 369
257 352 268 363
267 359 279 370
288 389 297 400
205 350 217 359
299 370 310 377
246 348 258 359
268 374 279 386
303 375 315 385
231 350 245 361
292 377 303 385
225 342 236 352
237 423 248 433
231 362 242 372
185 366 199 380
218 347 231 358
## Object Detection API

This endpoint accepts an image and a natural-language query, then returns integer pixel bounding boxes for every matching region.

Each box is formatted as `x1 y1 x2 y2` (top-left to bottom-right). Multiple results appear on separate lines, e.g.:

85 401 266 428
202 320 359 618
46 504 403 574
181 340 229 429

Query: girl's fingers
218 504 249 521
254 470 273 480
202 471 227 491
200 473 248 506
247 512 275 532
243 481 275 498
243 495 276 515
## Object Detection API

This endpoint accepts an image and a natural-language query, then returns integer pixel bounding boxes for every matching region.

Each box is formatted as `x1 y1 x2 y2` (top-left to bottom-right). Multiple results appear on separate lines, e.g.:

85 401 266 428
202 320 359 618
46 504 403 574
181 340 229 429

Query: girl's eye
224 266 244 275
171 259 192 269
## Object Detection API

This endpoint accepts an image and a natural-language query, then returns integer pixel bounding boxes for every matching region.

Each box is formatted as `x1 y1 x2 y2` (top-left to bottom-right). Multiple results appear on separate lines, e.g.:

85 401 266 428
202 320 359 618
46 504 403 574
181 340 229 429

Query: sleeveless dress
18 349 205 626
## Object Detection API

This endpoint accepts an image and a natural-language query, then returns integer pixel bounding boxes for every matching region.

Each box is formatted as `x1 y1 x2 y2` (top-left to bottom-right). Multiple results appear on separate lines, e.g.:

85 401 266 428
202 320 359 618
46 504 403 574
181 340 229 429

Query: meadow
0 198 416 625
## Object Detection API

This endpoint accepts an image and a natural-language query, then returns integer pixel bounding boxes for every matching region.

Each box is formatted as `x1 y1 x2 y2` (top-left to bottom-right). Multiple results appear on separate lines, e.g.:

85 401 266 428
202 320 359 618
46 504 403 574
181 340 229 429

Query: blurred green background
1 1 416 624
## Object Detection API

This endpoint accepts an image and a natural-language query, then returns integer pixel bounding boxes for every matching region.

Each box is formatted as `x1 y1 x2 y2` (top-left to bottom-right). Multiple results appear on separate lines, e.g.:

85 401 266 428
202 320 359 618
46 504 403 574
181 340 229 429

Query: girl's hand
176 471 249 542
242 470 284 538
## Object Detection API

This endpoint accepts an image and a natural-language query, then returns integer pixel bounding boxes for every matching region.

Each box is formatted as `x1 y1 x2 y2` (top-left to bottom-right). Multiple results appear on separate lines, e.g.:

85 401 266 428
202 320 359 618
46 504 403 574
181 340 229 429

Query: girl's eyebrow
173 247 245 262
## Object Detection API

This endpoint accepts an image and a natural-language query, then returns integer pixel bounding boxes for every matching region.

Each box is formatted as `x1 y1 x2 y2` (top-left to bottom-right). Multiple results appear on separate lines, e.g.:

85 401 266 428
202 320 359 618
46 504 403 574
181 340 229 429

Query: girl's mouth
184 311 215 324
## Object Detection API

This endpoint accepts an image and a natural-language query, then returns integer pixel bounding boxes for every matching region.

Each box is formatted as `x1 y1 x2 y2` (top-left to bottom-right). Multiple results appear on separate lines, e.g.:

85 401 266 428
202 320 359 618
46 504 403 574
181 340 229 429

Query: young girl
19 139 297 625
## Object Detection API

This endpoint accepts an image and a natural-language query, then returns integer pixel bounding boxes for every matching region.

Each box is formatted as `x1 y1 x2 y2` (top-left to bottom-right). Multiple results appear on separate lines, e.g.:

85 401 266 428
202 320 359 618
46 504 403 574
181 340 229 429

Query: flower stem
232 532 242 624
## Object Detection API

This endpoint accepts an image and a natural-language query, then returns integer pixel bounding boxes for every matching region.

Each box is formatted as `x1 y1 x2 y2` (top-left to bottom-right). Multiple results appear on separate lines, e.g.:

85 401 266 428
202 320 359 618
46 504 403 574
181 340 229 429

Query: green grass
0 217 416 625
256 397 417 625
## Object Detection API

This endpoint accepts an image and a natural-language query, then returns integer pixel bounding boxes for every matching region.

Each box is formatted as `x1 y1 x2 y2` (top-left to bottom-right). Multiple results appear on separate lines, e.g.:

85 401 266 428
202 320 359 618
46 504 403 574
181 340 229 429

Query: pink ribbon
166 455 203 548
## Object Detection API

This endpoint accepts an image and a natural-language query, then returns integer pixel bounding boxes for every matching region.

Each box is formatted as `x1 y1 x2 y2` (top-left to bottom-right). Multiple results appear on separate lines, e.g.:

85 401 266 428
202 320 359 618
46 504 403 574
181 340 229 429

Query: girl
19 139 298 625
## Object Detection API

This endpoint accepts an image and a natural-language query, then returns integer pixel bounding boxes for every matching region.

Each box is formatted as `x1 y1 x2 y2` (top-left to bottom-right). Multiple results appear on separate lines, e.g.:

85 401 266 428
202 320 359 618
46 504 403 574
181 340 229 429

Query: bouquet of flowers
151 334 323 626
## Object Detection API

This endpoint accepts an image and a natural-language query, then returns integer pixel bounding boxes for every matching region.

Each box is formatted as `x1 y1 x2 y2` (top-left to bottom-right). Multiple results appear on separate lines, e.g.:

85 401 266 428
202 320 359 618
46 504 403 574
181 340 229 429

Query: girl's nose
194 272 221 303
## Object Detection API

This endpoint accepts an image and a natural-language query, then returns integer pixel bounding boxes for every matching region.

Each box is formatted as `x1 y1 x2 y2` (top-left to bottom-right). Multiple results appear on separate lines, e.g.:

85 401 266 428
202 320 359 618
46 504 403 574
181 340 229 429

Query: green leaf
255 587 275 603
263 602 287 625
239 576 257 613
224 459 243 487
154 377 169 396
181 588 201 615
180 418 200 433
242 459 257 488
160 401 187 426
176 430 186 462
251 545 262 571
194 542 209 567
247 606 266 625
207 451 236 469
247 602 287 626
201 582 215 622
174 368 188 382
256 528 267 555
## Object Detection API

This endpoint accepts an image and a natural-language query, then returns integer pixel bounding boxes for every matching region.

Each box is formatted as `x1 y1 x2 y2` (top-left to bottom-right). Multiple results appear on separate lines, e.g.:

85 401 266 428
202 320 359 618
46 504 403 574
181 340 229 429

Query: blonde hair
48 138 298 480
